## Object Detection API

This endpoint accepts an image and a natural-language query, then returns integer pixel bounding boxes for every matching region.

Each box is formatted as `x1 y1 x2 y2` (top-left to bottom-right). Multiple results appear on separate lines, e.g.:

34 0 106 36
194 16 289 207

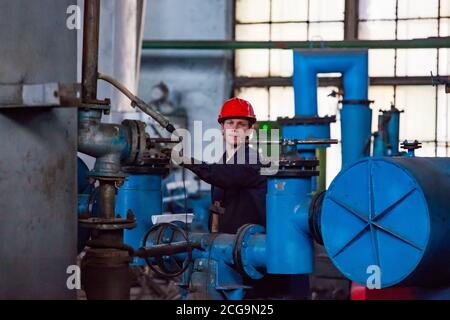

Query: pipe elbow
78 110 130 160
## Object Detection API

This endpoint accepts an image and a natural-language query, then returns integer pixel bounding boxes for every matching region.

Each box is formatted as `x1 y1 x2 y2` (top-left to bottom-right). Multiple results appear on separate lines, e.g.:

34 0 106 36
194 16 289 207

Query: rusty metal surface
0 108 77 299
0 83 81 109
0 0 77 299
81 248 132 300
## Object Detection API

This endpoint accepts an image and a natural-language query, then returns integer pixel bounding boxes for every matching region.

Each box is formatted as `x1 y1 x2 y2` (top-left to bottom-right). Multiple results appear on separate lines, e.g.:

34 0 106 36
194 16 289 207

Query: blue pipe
116 173 163 265
266 177 313 274
293 49 370 167
387 111 400 156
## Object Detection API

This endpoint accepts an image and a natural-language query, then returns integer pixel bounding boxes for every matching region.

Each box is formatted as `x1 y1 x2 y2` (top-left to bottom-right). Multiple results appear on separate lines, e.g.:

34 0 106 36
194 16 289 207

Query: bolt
126 209 135 220
116 180 124 187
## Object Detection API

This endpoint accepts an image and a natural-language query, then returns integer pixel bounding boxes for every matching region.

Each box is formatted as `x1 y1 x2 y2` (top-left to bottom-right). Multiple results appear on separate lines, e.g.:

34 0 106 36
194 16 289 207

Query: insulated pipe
293 49 370 167
266 177 313 274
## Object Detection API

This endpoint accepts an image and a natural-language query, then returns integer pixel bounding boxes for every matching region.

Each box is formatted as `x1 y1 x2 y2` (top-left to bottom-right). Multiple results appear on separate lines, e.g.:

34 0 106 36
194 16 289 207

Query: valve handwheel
141 222 192 278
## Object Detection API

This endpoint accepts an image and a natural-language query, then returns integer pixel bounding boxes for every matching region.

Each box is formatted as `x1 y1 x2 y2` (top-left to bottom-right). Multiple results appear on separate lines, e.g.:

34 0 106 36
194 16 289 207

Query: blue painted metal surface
77 157 96 253
321 157 450 288
373 107 402 157
293 49 370 167
77 157 91 194
386 111 400 156
116 173 163 265
266 177 313 274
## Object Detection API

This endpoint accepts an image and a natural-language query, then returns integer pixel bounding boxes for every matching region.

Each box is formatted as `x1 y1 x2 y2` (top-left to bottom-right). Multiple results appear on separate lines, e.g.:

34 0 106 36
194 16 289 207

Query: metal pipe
98 73 176 133
135 241 197 257
82 0 100 103
142 38 450 50
99 182 116 219
78 109 130 175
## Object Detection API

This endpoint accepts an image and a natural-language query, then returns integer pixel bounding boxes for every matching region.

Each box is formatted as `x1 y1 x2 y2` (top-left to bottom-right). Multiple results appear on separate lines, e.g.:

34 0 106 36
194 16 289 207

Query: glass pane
235 24 270 40
317 86 340 117
270 49 293 77
369 86 396 132
416 142 437 156
440 18 450 37
236 0 270 23
359 0 396 20
436 143 448 157
414 142 436 157
269 87 295 120
398 0 438 19
271 22 308 40
396 49 438 76
441 0 450 17
439 48 450 75
437 85 450 143
358 21 396 40
309 0 345 21
396 86 436 141
235 49 270 77
235 87 269 120
397 19 438 40
308 22 344 40
326 142 341 187
368 49 396 77
271 0 308 22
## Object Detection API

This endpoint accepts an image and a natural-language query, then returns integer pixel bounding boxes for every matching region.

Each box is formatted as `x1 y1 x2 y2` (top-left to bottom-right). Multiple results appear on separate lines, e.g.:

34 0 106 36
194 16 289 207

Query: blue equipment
116 170 164 265
320 156 450 288
373 106 403 157
292 49 371 167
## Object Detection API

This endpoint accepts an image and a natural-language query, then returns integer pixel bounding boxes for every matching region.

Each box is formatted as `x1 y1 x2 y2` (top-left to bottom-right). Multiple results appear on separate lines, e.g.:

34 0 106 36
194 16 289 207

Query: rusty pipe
99 182 116 219
82 0 101 103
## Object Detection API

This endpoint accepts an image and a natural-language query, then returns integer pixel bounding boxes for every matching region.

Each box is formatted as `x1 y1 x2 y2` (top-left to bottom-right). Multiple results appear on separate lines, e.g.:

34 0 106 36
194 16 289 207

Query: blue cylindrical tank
116 173 162 266
320 157 450 288
266 177 313 274
340 104 372 167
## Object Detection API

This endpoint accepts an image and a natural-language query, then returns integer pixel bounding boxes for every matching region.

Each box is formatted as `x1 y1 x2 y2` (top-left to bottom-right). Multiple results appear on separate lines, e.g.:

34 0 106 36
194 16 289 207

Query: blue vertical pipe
116 173 162 266
387 111 400 156
266 177 313 274
293 50 370 168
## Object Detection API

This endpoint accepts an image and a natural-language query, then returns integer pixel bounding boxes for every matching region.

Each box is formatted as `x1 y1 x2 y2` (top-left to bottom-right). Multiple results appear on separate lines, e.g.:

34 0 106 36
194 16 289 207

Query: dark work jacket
185 144 267 233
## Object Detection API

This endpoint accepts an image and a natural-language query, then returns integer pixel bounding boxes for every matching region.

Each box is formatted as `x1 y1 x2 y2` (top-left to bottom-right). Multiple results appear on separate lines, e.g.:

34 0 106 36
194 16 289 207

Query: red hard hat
217 97 257 124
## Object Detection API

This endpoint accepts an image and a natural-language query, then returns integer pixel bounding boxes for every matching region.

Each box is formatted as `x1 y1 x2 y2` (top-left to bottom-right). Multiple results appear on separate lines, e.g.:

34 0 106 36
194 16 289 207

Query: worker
182 97 266 233
177 97 309 299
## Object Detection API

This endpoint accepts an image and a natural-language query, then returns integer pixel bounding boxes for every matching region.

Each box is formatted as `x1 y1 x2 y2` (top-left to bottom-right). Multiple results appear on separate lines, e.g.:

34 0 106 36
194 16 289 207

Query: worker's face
221 118 253 146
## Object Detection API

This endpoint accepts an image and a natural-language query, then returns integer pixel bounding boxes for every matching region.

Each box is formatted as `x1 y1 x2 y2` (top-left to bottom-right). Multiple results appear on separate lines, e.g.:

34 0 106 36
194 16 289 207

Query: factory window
235 0 345 78
234 0 450 185
234 0 450 157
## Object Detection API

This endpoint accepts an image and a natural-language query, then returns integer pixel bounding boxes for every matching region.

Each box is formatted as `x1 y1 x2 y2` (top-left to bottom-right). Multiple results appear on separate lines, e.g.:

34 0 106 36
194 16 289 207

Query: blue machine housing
320 157 450 288
116 173 163 266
